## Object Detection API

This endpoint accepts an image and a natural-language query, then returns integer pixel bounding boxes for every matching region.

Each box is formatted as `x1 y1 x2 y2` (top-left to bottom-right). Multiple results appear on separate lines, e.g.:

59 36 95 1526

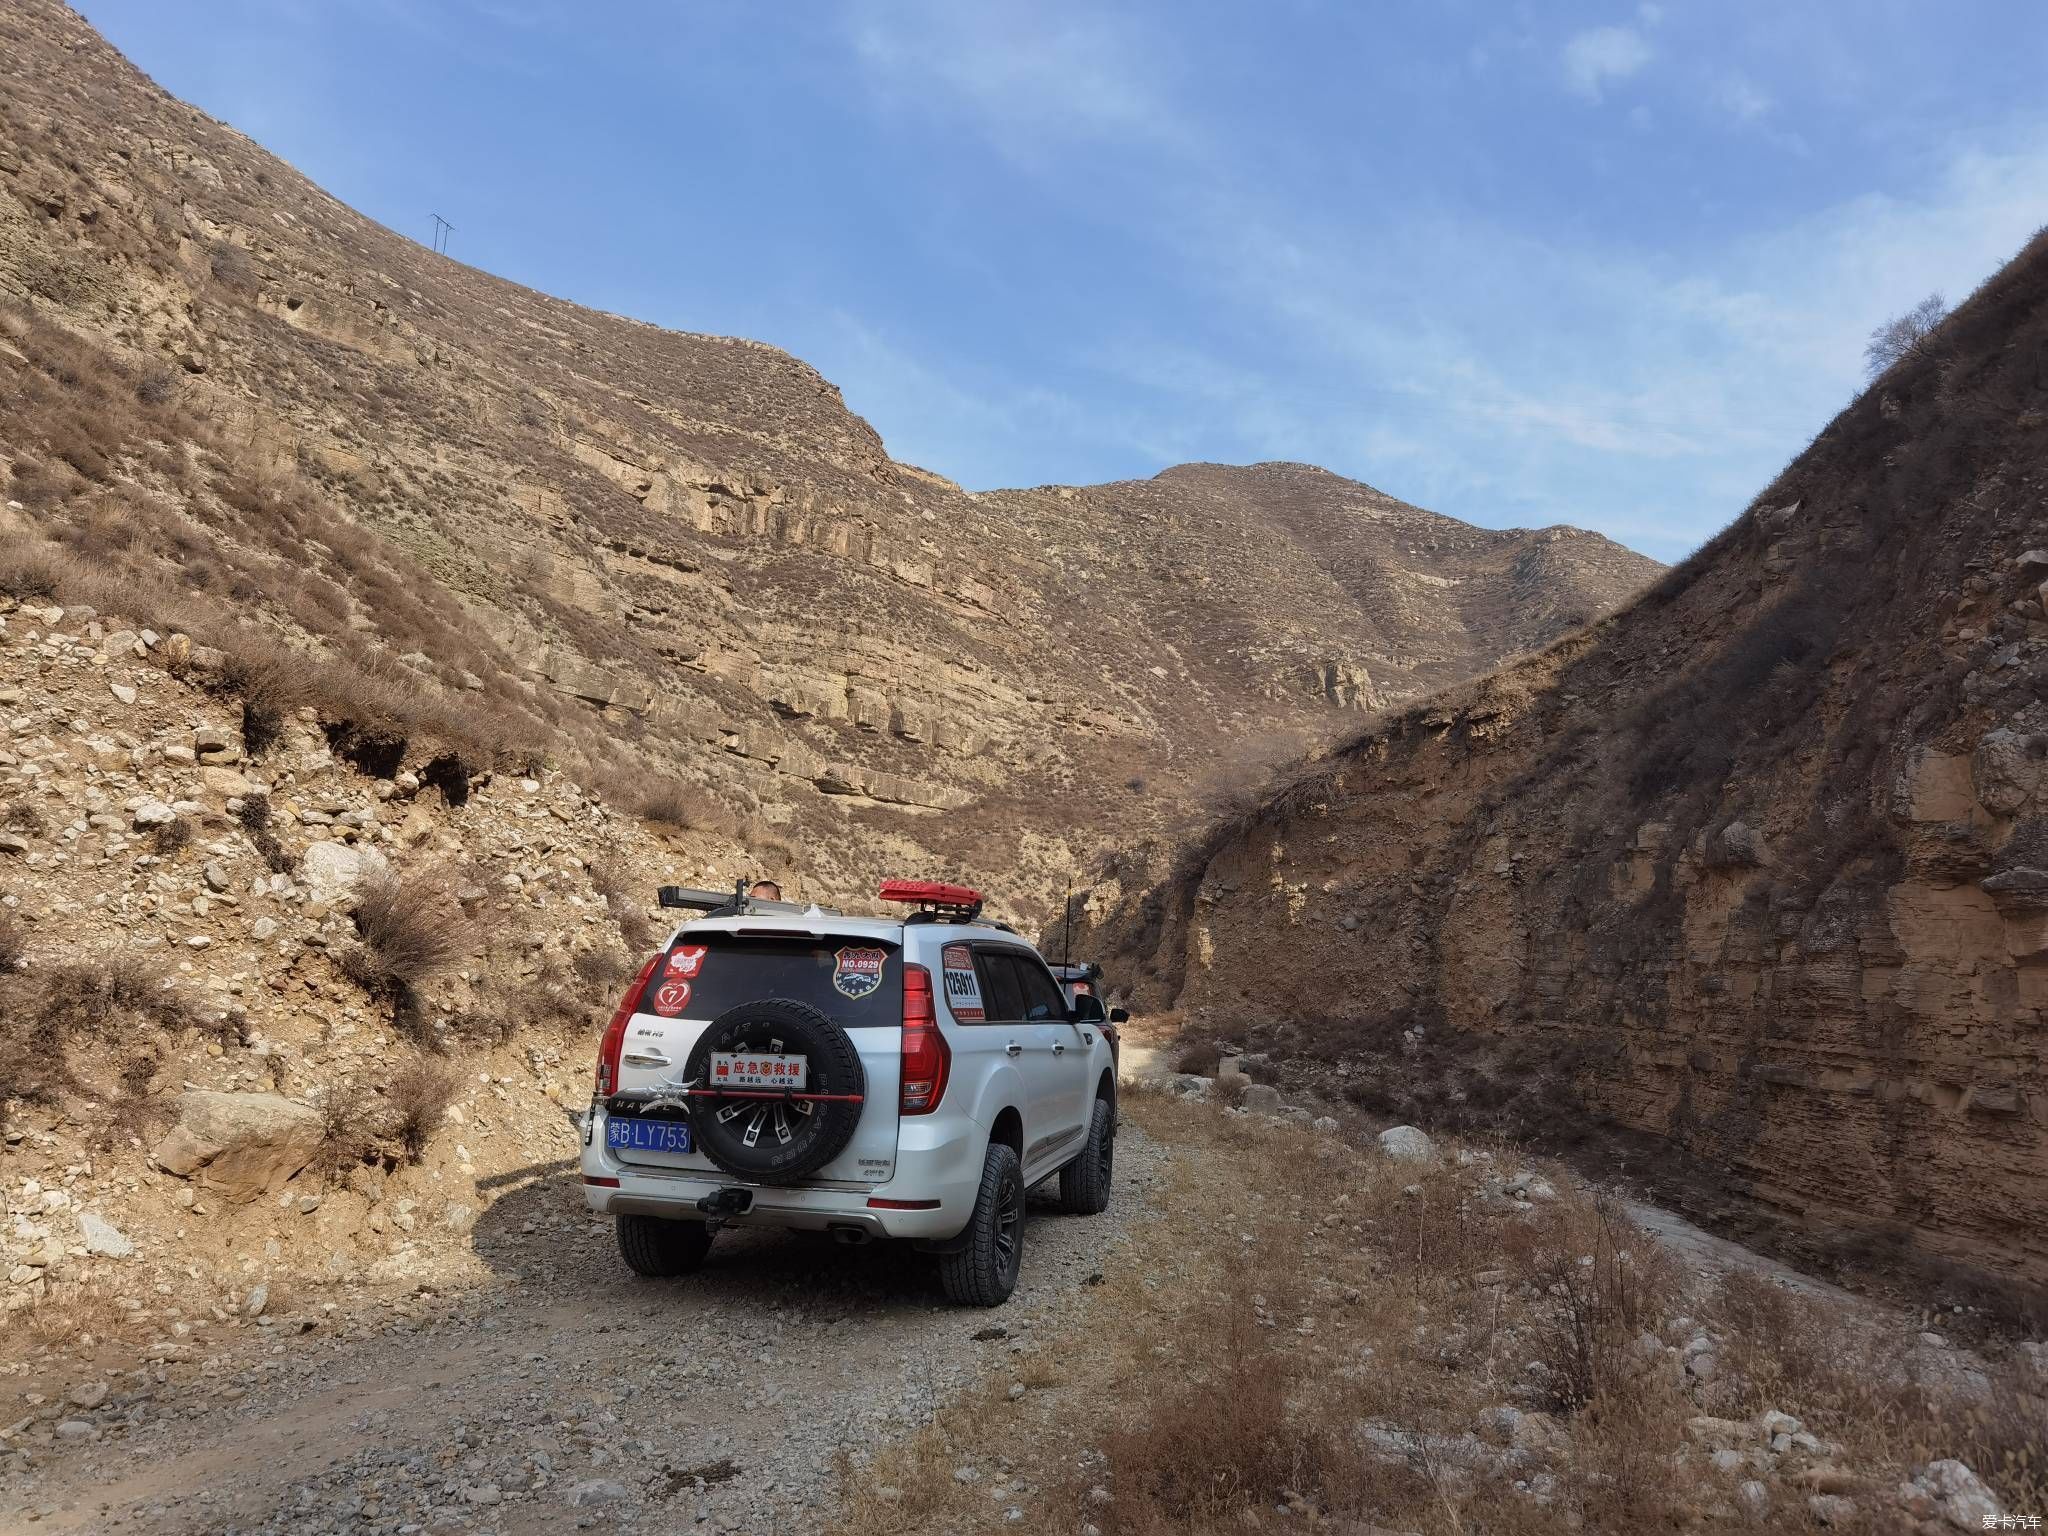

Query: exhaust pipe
828 1224 872 1246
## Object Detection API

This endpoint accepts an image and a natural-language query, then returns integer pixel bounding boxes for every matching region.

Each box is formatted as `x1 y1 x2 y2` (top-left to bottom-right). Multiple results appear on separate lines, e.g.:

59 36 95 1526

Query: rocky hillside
1078 229 2048 1302
0 0 1654 925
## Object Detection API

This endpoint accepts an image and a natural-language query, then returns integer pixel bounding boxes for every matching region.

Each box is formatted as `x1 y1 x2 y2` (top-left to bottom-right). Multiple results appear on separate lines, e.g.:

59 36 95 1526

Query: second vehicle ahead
580 880 1121 1305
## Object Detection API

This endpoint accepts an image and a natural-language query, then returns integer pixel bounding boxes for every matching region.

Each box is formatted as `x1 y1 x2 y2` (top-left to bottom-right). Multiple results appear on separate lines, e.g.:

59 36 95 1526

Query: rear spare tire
681 999 866 1185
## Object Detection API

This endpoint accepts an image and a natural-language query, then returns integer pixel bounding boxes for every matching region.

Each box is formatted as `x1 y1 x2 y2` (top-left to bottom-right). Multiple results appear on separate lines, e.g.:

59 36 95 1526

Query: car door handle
622 1048 671 1067
1050 1041 1067 1056
1005 1042 1023 1057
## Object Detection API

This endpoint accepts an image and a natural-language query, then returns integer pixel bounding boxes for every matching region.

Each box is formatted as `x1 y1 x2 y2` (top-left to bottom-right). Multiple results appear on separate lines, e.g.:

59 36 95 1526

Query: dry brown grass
341 866 468 996
836 1093 2037 1536
0 952 192 1122
233 792 297 874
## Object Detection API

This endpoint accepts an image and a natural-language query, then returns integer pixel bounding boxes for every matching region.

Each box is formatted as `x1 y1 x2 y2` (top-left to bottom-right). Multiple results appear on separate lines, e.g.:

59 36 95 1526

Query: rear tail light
899 963 950 1115
595 953 661 1096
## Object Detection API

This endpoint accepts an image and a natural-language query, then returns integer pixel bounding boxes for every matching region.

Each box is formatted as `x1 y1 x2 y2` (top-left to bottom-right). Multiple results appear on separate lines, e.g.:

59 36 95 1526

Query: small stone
68 1381 110 1409
1735 1480 1770 1518
54 1419 94 1441
202 861 232 892
244 1284 269 1317
464 1483 502 1506
0 833 27 856
77 1211 134 1258
1007 1382 1026 1400
1807 1493 1856 1526
132 799 177 829
250 917 278 941
566 1479 628 1507
108 682 137 706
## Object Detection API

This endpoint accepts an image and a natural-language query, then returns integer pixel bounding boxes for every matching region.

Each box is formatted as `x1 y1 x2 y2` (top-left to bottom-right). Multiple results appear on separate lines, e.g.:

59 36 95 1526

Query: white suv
580 881 1122 1305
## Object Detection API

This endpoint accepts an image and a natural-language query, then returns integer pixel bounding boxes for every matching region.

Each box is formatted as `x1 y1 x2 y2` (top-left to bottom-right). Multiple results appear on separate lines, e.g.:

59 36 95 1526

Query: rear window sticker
833 946 888 999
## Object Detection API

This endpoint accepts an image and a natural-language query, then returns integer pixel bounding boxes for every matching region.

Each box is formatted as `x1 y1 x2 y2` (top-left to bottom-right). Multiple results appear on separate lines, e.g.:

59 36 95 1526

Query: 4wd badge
832 946 888 999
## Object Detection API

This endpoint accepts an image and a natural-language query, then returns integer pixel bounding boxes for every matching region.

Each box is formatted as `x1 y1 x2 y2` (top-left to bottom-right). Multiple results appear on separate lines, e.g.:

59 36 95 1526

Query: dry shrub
233 792 296 874
217 647 316 756
310 1078 381 1178
0 911 24 971
0 954 189 1119
1170 1037 1223 1076
343 866 467 994
1094 1257 1348 1534
572 945 631 989
148 816 192 856
389 1059 458 1163
1497 1192 1681 1412
1710 1268 2048 1512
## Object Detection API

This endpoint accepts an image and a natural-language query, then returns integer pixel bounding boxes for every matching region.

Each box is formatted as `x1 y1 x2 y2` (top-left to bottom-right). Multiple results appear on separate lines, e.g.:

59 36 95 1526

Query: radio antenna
1061 878 1074 967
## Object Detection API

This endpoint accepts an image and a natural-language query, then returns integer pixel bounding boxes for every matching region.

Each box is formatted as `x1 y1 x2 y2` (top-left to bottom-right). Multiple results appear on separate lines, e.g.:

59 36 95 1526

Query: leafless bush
0 912 24 971
149 816 193 856
389 1059 459 1163
0 954 188 1119
1497 1192 1681 1412
1092 1257 1347 1534
217 647 316 756
310 1078 381 1178
234 792 296 874
572 945 632 989
342 866 468 996
135 366 178 407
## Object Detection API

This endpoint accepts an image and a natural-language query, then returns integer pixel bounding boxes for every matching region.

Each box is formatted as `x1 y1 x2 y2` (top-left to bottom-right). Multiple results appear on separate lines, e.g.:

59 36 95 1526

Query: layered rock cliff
1086 231 2048 1296
0 0 1656 923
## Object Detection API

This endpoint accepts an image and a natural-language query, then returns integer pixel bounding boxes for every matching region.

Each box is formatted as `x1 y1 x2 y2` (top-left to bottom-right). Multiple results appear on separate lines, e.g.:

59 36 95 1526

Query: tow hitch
695 1187 753 1230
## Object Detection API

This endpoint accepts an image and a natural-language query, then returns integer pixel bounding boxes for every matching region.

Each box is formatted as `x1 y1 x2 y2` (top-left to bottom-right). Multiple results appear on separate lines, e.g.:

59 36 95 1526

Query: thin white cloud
848 8 1193 164
1714 74 1771 124
1562 25 1653 101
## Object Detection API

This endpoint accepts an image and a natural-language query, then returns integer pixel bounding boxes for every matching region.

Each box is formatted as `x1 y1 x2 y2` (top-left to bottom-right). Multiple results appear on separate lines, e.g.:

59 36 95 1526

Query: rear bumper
580 1105 986 1241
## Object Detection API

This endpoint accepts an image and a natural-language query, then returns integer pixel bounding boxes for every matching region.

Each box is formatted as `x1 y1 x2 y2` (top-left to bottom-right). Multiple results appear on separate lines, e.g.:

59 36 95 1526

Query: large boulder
1378 1125 1436 1162
1972 722 2048 817
297 840 390 907
152 1091 324 1203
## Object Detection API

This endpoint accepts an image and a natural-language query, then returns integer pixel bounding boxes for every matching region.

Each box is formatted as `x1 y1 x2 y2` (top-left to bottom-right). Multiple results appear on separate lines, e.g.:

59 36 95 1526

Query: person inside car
749 879 783 902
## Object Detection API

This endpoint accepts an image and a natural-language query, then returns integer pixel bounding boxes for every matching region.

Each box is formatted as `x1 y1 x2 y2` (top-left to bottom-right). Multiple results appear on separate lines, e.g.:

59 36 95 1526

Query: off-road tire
1058 1097 1114 1215
616 1214 713 1277
682 999 866 1185
939 1142 1025 1307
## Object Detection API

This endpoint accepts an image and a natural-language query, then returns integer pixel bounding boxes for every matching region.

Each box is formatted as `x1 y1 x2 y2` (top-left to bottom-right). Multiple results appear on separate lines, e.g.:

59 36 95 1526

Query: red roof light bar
877 879 984 909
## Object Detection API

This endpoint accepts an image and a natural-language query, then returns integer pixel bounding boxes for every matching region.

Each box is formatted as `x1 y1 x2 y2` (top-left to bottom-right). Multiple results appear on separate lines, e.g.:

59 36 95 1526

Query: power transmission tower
429 213 455 256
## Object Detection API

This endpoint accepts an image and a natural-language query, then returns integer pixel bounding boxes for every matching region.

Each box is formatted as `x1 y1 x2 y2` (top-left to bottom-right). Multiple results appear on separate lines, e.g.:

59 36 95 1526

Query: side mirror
1108 1007 1129 1024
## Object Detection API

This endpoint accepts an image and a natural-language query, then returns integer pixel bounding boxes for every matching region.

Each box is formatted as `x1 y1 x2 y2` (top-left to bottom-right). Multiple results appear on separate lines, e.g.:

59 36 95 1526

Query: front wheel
939 1142 1025 1306
1058 1098 1114 1215
616 1214 713 1277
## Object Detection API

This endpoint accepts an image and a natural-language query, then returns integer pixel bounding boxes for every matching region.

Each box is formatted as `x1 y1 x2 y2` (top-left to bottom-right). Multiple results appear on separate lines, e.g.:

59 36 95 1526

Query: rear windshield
637 934 903 1025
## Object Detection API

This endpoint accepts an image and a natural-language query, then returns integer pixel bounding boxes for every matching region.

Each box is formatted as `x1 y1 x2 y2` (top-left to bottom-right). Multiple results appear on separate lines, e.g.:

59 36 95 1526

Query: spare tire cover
682 999 868 1185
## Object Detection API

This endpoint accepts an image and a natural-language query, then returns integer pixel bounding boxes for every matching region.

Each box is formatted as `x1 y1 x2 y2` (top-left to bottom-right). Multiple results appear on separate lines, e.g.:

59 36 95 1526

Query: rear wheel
939 1142 1025 1307
1058 1097 1114 1215
616 1214 713 1277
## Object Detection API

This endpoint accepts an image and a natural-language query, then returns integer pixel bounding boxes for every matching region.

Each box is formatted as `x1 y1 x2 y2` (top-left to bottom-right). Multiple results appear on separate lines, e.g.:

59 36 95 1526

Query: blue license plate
606 1116 693 1154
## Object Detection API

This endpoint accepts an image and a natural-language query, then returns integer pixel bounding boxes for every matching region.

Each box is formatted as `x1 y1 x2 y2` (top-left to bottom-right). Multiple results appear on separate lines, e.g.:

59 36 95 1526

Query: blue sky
76 1 2048 560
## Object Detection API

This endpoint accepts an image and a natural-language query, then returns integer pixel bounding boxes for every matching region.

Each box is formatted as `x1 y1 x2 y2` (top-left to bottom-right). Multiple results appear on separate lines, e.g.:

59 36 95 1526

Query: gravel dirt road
3 1128 1169 1535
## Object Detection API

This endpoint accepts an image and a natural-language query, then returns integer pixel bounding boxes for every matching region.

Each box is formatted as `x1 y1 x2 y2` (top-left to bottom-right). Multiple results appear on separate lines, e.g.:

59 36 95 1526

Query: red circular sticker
652 980 692 1016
